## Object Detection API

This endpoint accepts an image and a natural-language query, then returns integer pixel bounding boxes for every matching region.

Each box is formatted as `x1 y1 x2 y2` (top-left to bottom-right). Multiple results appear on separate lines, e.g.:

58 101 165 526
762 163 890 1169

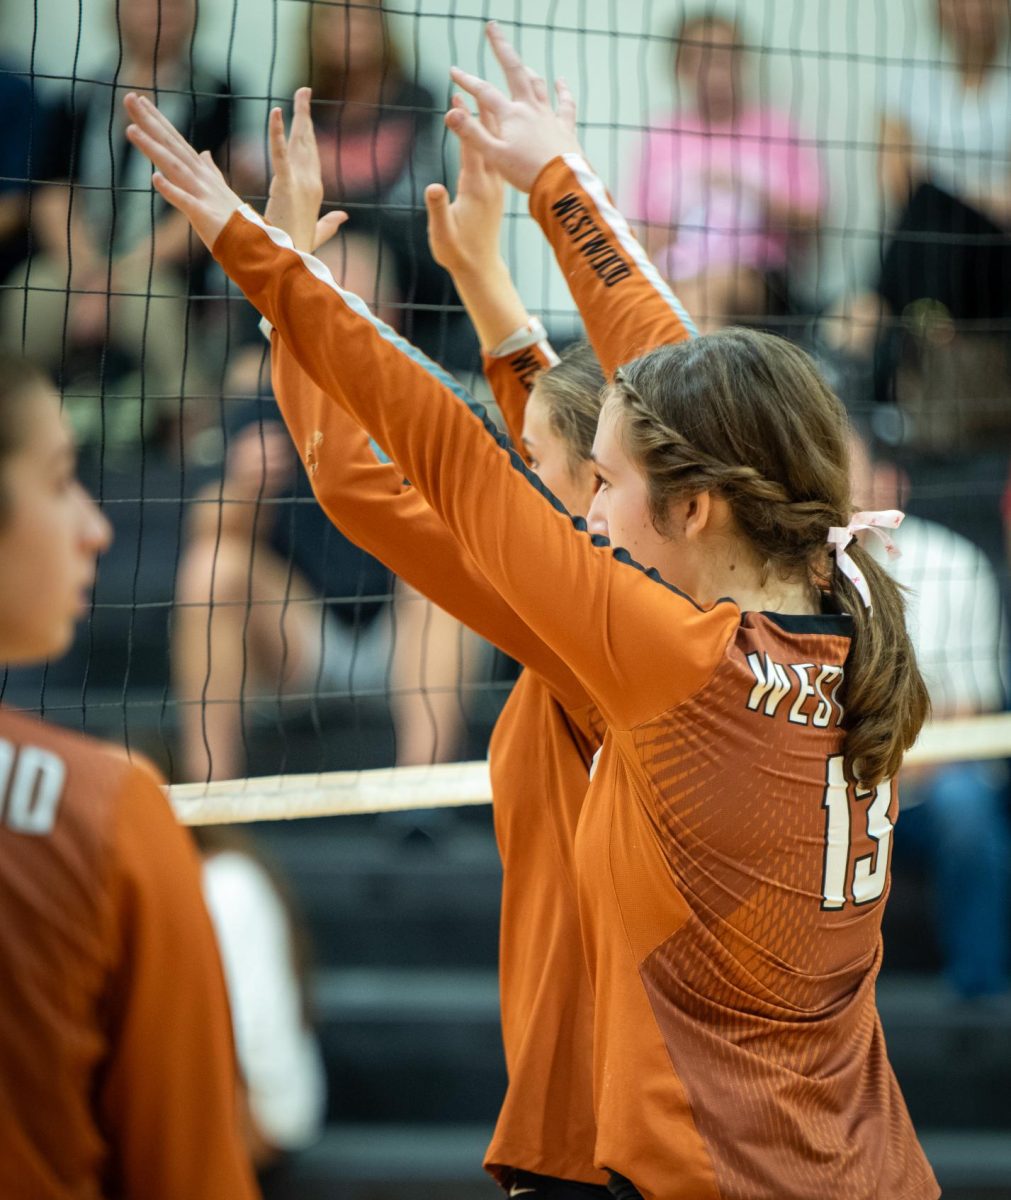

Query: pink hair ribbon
826 509 904 611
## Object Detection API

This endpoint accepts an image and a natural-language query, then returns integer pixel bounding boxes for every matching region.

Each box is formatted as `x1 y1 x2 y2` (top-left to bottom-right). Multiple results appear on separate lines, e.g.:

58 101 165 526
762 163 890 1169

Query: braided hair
611 329 928 786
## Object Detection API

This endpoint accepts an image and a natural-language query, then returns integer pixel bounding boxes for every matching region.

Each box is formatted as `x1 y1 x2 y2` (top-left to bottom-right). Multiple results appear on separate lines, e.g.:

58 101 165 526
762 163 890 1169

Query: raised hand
446 21 582 193
266 87 348 254
123 92 242 249
424 94 505 278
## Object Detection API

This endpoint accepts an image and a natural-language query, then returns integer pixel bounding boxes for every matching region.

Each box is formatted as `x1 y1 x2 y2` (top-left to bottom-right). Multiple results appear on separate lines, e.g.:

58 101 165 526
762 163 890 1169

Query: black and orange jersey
213 155 937 1199
0 707 259 1200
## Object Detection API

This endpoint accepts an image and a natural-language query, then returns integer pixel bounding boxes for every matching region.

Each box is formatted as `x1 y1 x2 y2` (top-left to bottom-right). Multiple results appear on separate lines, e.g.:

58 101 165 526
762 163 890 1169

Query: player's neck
694 551 819 617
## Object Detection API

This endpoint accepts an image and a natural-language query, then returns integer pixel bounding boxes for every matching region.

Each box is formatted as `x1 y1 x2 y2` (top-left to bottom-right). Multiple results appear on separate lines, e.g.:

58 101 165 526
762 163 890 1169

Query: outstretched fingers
555 77 576 132
124 121 201 195
268 106 289 175
444 102 505 165
449 65 509 125
124 92 240 246
484 20 535 101
290 86 316 151
312 209 348 252
124 92 202 168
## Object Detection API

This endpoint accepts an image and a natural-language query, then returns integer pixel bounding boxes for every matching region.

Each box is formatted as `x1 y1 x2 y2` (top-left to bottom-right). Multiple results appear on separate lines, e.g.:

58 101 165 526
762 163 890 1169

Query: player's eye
593 471 609 493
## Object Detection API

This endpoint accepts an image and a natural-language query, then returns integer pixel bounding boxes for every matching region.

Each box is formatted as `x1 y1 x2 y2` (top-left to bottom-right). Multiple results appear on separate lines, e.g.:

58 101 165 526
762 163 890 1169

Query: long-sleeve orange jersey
212 154 937 1199
0 707 259 1200
268 328 607 1182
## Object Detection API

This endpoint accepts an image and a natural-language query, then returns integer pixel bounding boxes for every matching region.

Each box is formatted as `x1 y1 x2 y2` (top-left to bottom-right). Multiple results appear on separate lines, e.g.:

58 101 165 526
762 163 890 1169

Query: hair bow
826 510 903 611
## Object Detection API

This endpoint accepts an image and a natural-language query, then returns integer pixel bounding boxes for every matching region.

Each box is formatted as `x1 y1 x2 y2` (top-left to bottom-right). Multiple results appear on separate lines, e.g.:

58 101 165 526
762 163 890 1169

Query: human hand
123 91 243 250
445 21 582 193
425 95 505 277
266 87 349 254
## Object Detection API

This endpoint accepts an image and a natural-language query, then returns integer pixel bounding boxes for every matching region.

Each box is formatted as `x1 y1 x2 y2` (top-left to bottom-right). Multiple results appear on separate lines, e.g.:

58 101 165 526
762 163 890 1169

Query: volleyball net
2 0 1010 811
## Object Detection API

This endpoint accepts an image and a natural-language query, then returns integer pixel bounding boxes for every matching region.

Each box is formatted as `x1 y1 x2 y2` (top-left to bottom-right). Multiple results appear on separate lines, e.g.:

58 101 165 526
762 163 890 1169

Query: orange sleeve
269 332 589 713
213 209 737 730
100 761 259 1200
481 335 558 455
527 154 697 377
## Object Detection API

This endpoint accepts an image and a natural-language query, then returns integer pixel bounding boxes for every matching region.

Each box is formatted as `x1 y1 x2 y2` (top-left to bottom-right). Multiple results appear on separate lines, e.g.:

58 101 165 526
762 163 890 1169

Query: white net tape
168 713 1011 825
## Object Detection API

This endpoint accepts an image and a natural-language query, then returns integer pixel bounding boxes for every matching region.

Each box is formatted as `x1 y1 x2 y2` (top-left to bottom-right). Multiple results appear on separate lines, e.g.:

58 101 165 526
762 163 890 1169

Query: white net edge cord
168 713 1011 825
170 759 493 825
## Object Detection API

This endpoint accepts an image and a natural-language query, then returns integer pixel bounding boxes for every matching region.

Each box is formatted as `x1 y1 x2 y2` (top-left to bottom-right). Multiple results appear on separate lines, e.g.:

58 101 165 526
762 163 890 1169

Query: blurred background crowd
1 1 1010 1196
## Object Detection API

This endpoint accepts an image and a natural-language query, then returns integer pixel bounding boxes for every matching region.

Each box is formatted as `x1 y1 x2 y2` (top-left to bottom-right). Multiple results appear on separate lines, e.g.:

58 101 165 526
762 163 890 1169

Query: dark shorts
501 1168 643 1200
501 1168 612 1199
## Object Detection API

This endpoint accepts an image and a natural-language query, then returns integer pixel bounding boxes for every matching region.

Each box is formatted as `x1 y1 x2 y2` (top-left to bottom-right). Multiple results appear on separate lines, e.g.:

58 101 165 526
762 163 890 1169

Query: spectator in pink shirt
630 12 824 333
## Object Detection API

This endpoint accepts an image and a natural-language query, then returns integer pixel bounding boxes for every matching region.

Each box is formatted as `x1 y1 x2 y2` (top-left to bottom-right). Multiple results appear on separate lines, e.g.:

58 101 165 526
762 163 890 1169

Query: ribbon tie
826 509 903 610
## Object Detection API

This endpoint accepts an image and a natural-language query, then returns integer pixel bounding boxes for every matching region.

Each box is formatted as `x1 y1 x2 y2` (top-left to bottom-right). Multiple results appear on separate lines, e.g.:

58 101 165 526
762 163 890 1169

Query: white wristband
259 316 274 342
488 317 551 359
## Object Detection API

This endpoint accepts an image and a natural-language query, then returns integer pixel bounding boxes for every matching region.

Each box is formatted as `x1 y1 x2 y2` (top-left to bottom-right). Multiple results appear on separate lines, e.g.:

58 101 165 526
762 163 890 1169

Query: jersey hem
484 1144 609 1188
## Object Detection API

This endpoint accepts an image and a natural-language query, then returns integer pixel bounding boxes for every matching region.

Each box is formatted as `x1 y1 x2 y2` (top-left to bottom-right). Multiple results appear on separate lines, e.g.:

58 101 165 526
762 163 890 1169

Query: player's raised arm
123 91 735 731
268 333 587 711
424 95 558 451
264 90 589 711
446 22 697 376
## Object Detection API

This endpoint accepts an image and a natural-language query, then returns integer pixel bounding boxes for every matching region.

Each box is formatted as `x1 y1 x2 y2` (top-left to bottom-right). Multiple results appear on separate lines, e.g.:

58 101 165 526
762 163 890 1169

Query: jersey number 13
820 754 893 909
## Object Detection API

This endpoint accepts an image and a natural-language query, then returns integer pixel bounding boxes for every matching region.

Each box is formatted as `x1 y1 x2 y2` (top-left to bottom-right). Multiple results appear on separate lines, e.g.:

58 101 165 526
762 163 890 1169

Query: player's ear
681 490 713 541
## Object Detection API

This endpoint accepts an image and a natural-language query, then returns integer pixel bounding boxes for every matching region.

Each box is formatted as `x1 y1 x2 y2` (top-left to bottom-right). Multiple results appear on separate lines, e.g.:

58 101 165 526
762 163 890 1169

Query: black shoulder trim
756 611 855 638
459 380 720 614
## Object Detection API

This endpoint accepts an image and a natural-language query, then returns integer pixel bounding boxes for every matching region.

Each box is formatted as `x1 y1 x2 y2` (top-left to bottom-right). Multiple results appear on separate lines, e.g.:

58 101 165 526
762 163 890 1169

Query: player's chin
43 611 81 661
1 619 75 667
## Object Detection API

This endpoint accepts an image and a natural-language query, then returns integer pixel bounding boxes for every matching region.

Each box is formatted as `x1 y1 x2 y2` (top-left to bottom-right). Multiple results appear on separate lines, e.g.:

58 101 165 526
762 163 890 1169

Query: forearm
482 334 558 451
269 333 589 710
528 155 696 378
449 257 530 351
214 210 731 727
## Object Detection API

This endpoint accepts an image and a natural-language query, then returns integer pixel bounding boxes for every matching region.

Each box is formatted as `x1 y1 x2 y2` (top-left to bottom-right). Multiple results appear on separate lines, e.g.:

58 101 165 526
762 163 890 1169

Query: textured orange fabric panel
574 618 938 1199
485 672 606 1184
0 709 258 1200
272 330 602 1179
270 336 588 713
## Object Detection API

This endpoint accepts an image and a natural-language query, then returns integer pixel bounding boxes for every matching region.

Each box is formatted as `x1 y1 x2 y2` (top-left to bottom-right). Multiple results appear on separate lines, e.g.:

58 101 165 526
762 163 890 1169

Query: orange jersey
213 154 936 1199
0 708 259 1200
269 328 606 1181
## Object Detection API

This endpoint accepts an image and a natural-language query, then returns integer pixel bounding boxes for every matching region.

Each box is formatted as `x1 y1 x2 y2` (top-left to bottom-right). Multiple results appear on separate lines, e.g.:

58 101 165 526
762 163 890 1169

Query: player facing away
122 22 939 1198
0 357 258 1199
256 87 685 1196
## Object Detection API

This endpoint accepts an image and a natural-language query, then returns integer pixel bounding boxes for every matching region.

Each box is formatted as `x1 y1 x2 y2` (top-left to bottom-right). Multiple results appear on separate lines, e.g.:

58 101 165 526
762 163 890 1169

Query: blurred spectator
0 61 48 299
0 0 236 441
852 424 1010 1000
628 11 824 333
193 827 326 1175
292 0 471 365
835 0 1011 402
173 387 483 783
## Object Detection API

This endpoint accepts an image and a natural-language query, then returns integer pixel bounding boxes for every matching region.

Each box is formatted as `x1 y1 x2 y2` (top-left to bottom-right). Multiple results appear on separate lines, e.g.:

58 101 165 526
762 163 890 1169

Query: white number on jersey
0 739 66 835
821 754 893 910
